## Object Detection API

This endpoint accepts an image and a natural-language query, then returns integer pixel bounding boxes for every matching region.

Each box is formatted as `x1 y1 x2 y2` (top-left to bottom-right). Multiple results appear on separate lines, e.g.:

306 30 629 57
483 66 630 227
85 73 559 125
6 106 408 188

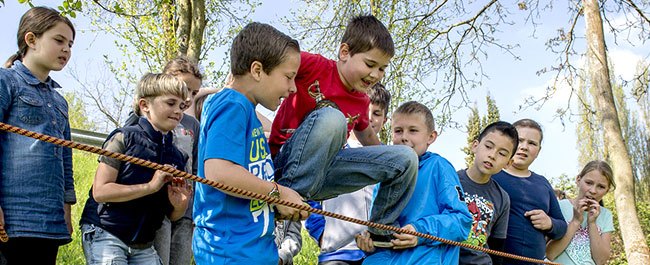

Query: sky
1 0 648 182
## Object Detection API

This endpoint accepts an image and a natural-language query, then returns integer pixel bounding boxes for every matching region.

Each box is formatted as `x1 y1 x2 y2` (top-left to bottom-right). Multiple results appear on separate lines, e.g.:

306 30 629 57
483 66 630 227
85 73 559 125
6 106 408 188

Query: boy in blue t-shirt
356 101 472 265
192 22 309 265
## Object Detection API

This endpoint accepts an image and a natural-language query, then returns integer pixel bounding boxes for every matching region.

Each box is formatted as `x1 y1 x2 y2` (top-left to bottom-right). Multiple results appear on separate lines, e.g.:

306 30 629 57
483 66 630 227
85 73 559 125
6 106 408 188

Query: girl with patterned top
546 160 615 265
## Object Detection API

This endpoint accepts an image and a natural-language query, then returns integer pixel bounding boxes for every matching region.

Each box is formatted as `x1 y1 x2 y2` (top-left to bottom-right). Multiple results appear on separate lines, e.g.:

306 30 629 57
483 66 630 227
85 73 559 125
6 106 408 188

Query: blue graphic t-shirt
193 89 278 265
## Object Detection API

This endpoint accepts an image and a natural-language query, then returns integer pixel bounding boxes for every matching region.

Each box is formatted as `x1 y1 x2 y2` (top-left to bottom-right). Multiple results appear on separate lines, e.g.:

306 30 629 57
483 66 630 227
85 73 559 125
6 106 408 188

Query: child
305 83 391 265
0 7 76 264
492 119 567 264
80 73 191 264
458 121 518 265
192 22 308 265
546 160 615 265
356 101 472 265
270 15 418 245
122 56 202 265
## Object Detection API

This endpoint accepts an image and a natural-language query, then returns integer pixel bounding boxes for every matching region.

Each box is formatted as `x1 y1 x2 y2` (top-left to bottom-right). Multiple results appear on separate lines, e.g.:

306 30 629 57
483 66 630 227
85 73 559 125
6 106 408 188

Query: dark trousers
0 237 61 265
320 260 364 265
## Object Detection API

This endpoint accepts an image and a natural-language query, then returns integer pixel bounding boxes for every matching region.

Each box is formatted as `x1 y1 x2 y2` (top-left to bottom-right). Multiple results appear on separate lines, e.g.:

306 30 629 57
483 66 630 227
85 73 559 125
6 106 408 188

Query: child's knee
311 108 346 135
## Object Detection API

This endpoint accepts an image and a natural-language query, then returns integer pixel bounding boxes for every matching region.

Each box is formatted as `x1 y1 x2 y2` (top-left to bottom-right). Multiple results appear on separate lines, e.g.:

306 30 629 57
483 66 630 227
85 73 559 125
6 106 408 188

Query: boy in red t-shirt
270 15 418 245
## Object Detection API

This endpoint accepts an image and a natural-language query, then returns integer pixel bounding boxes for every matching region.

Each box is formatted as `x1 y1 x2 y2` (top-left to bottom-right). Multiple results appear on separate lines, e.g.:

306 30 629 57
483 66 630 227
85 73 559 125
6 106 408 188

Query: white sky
1 0 647 182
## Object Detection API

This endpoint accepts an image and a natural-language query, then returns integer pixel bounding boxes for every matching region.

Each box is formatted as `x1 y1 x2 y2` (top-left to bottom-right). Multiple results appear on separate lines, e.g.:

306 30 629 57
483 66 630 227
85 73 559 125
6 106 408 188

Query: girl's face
576 170 611 202
25 22 74 73
510 126 542 171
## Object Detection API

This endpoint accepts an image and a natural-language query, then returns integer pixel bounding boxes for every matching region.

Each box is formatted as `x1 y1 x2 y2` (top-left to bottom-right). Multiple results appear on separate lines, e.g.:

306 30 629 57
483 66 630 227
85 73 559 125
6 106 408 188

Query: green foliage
63 92 95 130
16 0 81 17
605 196 650 264
549 173 576 198
57 151 99 265
294 228 319 265
462 95 501 168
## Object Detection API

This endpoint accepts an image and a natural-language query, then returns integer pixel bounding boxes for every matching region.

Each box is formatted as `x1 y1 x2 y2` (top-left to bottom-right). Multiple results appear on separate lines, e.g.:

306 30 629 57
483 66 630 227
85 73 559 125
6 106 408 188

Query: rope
0 121 559 264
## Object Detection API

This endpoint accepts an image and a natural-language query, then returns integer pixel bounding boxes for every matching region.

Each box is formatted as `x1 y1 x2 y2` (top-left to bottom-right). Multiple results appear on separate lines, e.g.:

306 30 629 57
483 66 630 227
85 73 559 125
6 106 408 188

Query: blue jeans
274 108 418 236
153 217 194 265
81 224 162 265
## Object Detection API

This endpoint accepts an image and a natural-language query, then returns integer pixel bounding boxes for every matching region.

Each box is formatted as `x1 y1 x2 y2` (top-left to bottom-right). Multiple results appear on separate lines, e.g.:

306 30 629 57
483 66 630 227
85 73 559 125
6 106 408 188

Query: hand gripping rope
0 122 559 265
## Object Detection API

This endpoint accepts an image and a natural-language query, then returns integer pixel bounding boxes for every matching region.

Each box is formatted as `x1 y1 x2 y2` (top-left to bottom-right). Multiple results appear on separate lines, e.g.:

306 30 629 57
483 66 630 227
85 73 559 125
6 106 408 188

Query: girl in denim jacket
0 6 76 265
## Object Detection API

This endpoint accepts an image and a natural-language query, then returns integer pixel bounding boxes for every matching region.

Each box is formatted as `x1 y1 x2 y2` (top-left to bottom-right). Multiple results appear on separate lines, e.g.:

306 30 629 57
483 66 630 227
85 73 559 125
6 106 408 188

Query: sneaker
369 232 395 248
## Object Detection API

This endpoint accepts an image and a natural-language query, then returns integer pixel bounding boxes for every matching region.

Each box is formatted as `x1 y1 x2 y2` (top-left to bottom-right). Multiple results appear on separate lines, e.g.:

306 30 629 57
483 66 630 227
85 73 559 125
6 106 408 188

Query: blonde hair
578 160 616 191
133 73 189 115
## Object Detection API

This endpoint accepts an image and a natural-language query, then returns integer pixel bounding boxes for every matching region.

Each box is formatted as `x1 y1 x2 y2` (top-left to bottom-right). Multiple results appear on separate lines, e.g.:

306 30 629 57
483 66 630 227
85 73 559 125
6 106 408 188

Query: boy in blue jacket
357 101 472 265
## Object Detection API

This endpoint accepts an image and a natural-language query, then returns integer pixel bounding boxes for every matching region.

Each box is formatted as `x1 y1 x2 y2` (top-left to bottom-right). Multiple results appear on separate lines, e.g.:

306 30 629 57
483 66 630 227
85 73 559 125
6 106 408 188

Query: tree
583 0 650 263
463 95 500 168
63 92 95 131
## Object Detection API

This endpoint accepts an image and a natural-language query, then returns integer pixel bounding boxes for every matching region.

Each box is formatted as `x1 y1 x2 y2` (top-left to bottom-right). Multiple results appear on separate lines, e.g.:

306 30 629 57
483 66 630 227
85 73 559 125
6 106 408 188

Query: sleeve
412 162 472 246
63 116 76 204
0 72 12 122
98 132 126 170
599 207 615 234
488 237 506 265
544 182 568 240
491 189 510 239
202 99 248 166
304 200 325 244
190 117 200 175
278 220 303 265
296 52 320 81
353 103 370 132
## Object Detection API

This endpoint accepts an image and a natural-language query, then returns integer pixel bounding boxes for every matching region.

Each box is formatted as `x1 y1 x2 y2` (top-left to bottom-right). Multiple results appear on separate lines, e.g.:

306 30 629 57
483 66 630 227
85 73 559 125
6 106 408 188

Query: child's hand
168 177 191 210
149 166 174 193
0 205 4 227
524 209 552 231
585 199 601 224
571 198 590 224
355 231 376 253
274 185 309 221
392 224 418 249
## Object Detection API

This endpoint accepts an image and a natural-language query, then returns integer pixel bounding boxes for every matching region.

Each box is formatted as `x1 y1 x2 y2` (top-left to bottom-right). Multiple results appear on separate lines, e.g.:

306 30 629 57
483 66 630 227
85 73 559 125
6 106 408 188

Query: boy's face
471 131 515 176
140 95 185 133
338 45 391 93
391 113 437 157
368 103 387 134
255 50 300 111
510 126 542 170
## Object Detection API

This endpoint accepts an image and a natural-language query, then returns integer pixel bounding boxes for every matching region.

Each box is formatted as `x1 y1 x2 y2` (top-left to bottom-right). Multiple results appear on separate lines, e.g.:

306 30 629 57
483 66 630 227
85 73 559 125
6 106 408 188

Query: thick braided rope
0 122 558 264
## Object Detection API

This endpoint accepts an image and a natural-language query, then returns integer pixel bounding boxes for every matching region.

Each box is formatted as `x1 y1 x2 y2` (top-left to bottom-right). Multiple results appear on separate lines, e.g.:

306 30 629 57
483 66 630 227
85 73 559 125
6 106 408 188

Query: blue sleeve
203 99 248 166
545 185 567 240
412 163 472 246
63 118 76 204
304 200 324 244
0 72 11 121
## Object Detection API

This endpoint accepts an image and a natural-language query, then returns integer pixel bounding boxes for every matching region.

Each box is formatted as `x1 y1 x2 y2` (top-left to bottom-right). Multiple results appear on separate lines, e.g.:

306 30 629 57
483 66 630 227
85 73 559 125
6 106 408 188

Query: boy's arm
411 167 472 246
353 126 381 146
92 163 173 203
544 187 568 240
204 158 309 221
488 192 510 264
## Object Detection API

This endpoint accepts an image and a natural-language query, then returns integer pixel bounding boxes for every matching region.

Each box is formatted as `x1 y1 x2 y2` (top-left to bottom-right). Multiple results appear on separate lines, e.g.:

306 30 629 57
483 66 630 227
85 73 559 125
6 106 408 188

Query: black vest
79 118 187 244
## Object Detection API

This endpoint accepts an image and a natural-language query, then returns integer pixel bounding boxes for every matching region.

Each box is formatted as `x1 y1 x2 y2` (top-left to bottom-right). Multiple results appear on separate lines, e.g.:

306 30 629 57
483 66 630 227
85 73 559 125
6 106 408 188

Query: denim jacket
0 61 75 241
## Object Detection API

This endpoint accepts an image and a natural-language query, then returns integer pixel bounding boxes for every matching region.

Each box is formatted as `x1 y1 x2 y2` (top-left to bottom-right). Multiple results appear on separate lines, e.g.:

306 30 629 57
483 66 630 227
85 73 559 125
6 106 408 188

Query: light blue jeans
81 224 162 265
274 108 418 236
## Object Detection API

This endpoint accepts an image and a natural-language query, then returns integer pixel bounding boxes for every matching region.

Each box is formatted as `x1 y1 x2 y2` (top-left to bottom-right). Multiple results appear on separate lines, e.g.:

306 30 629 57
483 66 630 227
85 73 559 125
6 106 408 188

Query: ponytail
3 52 22 68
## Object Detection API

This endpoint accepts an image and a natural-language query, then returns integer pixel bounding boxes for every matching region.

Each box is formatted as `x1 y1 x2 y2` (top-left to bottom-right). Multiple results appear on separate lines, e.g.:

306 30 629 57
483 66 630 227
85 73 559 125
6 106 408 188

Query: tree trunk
177 0 192 56
187 0 206 61
583 0 650 264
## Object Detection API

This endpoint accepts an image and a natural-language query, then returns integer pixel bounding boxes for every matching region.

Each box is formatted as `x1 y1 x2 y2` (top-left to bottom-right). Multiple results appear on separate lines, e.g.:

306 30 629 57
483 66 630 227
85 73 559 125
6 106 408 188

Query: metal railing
71 128 108 147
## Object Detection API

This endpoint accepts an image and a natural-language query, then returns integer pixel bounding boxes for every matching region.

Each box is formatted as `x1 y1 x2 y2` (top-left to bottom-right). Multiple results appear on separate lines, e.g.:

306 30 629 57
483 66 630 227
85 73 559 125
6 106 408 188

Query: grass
56 150 320 264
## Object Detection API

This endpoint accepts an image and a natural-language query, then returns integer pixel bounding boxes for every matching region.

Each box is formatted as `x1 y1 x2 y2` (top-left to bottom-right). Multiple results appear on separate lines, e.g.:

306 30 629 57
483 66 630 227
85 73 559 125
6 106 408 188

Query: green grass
55 150 320 264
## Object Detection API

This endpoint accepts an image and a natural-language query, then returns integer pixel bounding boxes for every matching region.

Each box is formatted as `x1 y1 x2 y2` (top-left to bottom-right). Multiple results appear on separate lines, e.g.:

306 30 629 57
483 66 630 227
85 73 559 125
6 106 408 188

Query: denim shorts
81 224 162 265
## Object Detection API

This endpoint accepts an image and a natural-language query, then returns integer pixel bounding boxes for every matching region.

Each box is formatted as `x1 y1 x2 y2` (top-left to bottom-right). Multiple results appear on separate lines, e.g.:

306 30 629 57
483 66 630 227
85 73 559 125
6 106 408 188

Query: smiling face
140 95 186 133
368 103 387 134
337 46 392 93
510 126 542 171
391 113 437 157
254 50 300 111
471 131 515 177
576 170 611 202
23 22 74 78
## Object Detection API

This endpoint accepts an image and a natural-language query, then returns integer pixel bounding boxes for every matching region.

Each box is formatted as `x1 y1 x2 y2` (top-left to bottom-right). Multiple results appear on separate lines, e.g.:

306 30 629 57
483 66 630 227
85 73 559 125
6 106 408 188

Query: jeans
81 224 162 265
153 217 193 265
274 108 418 236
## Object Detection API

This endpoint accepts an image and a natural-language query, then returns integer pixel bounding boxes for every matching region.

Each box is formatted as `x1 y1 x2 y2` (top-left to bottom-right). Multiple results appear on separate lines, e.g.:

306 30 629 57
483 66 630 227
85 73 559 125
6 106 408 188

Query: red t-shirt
269 52 370 155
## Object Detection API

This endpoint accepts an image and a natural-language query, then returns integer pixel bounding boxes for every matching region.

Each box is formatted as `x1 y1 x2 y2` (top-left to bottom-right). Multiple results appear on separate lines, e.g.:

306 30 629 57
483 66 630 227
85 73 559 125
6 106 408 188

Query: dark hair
163 56 203 80
4 6 76 68
367 83 391 116
554 189 567 200
393 101 435 132
512 118 544 144
230 22 300 76
477 121 519 157
193 92 210 121
341 15 394 57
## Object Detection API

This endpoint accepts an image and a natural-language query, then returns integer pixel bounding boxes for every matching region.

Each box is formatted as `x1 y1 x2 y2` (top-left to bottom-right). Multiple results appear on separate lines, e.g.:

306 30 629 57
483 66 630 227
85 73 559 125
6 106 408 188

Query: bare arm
64 203 73 234
546 220 580 260
587 202 612 265
92 163 172 203
353 126 381 146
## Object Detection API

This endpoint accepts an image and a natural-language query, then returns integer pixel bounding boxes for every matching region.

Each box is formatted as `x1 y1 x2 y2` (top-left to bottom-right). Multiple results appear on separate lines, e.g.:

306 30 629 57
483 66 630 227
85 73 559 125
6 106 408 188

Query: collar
137 117 174 145
12 60 62 89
